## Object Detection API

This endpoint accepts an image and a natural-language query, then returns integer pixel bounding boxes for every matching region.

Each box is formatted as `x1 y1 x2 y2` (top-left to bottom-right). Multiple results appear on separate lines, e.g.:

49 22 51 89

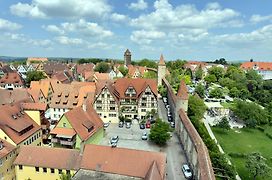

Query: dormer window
12 115 17 119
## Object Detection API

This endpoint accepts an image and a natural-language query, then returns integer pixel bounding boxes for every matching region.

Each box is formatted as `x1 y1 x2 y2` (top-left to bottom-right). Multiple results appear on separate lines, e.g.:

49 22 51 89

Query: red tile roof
50 127 76 138
14 146 81 170
81 144 166 179
0 138 16 159
240 62 272 71
21 102 47 111
177 80 189 100
60 106 103 141
0 103 41 144
0 72 24 85
0 89 32 105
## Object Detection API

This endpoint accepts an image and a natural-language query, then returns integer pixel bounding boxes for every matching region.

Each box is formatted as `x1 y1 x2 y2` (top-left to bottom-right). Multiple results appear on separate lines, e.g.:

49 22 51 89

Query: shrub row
228 152 247 158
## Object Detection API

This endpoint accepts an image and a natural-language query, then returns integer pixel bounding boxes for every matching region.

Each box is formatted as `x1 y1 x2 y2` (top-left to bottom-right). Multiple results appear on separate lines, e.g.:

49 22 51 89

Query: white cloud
130 0 241 30
61 19 113 38
205 2 221 10
130 30 165 44
10 0 111 19
0 18 22 31
55 36 83 45
250 14 272 24
111 13 129 22
128 0 148 11
42 25 65 34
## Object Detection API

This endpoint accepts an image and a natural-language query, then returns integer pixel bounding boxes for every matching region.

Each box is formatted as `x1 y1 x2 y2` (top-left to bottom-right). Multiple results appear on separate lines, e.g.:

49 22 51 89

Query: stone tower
157 54 166 86
176 80 189 112
124 49 131 66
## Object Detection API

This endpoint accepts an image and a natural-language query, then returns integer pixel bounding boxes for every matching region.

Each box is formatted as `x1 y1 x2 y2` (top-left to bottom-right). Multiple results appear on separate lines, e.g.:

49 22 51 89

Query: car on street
118 121 124 128
146 121 151 128
111 142 117 148
110 136 119 144
182 164 192 179
163 97 167 103
141 132 148 140
168 116 173 122
170 122 175 128
139 123 145 129
103 122 110 128
126 122 131 129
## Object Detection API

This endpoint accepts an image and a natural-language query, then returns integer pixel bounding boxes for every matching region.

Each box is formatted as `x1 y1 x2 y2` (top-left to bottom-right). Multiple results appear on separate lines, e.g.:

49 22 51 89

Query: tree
195 84 205 98
78 58 102 64
118 65 128 76
246 152 271 180
143 71 157 79
209 87 224 99
94 62 109 73
195 67 203 80
216 116 230 131
208 66 224 82
149 118 171 145
158 85 167 97
181 75 191 85
137 59 157 68
205 74 217 84
188 95 207 119
25 71 46 86
229 87 239 98
60 173 72 180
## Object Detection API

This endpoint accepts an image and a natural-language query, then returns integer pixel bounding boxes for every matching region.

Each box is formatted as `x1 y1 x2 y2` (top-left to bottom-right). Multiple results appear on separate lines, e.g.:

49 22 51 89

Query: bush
265 132 272 140
256 126 265 132
228 152 247 158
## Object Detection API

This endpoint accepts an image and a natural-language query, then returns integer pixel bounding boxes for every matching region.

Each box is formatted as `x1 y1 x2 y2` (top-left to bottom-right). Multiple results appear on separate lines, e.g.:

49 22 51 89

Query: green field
212 127 272 180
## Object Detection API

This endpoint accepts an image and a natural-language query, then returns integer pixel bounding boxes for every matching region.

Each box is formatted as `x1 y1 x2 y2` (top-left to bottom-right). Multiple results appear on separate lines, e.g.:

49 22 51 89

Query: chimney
82 103 87 112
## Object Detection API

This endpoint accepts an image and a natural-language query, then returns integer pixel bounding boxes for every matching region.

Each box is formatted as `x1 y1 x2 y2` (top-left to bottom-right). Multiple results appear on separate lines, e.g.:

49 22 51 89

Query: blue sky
0 0 272 61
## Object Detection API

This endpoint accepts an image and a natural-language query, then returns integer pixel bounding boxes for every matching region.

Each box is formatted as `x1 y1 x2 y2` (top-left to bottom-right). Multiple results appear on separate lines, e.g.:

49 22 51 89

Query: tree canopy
136 59 157 69
26 71 46 87
195 84 205 98
149 118 171 145
94 62 110 73
77 58 102 64
143 71 157 79
118 65 128 76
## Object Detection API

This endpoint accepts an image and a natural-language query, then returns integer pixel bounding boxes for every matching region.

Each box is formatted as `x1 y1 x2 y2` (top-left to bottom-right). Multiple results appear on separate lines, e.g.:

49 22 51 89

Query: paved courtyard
101 99 188 180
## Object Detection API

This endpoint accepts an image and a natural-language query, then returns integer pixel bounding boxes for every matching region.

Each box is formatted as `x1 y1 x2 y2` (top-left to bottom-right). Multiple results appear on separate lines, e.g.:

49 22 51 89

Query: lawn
212 127 272 180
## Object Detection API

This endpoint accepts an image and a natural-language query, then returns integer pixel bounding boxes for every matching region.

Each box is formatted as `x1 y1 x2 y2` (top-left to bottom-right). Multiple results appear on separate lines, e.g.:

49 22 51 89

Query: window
63 123 66 127
107 94 110 98
141 103 146 107
110 107 115 111
151 103 155 107
35 167 39 172
50 168 55 173
141 109 146 112
43 168 47 173
19 165 23 170
58 169 62 174
151 97 154 101
142 97 147 101
66 170 70 175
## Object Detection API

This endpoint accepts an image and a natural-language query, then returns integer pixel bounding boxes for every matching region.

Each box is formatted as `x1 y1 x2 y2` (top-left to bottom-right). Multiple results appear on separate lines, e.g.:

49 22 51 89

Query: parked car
163 97 167 103
146 122 151 128
182 164 192 179
111 142 117 148
170 122 175 128
139 123 145 129
142 132 148 140
110 136 119 144
119 121 124 128
103 122 110 128
168 116 173 122
166 104 170 109
126 122 131 129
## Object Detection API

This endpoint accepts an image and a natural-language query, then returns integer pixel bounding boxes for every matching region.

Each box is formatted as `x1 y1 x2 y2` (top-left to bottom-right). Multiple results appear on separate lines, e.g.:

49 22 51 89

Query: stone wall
162 78 215 180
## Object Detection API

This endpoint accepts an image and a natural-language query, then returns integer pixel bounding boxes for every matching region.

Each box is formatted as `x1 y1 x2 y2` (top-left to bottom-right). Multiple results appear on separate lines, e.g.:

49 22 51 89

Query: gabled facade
0 72 24 90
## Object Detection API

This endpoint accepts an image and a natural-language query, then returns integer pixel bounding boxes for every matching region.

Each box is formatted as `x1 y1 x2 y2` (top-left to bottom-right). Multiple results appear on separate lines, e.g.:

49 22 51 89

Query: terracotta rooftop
240 61 272 71
21 102 47 111
158 54 165 65
60 106 103 141
177 80 189 100
81 144 166 179
94 72 110 81
0 103 41 144
76 63 94 75
30 79 59 98
50 127 76 138
0 89 32 105
51 71 73 84
43 62 69 76
127 65 147 77
14 146 81 170
0 72 24 85
0 138 16 159
112 78 157 99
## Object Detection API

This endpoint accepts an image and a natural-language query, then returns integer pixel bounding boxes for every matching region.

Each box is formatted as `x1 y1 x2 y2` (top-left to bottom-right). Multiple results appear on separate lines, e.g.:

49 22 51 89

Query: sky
0 0 272 61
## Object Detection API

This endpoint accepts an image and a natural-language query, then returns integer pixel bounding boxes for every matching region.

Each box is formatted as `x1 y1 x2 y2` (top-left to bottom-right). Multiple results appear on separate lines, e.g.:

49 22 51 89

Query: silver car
182 164 192 179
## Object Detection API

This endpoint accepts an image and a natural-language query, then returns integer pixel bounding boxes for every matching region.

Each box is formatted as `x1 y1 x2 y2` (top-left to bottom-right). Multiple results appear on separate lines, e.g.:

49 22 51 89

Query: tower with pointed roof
124 49 131 66
176 79 189 112
157 54 166 86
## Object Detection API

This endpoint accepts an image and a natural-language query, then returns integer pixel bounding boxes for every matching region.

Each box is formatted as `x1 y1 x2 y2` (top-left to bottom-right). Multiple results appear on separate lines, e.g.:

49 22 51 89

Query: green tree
26 71 46 87
195 67 203 80
94 62 109 73
205 74 217 84
246 152 271 180
149 118 171 145
209 87 224 98
208 66 224 81
137 59 157 68
216 116 230 131
188 95 207 119
60 173 72 180
195 84 205 98
143 71 157 79
229 87 239 98
181 75 191 85
158 85 167 97
118 65 128 76
78 58 102 64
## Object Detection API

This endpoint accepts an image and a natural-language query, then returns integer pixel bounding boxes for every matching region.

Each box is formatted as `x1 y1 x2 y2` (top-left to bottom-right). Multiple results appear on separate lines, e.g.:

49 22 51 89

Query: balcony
50 127 76 147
